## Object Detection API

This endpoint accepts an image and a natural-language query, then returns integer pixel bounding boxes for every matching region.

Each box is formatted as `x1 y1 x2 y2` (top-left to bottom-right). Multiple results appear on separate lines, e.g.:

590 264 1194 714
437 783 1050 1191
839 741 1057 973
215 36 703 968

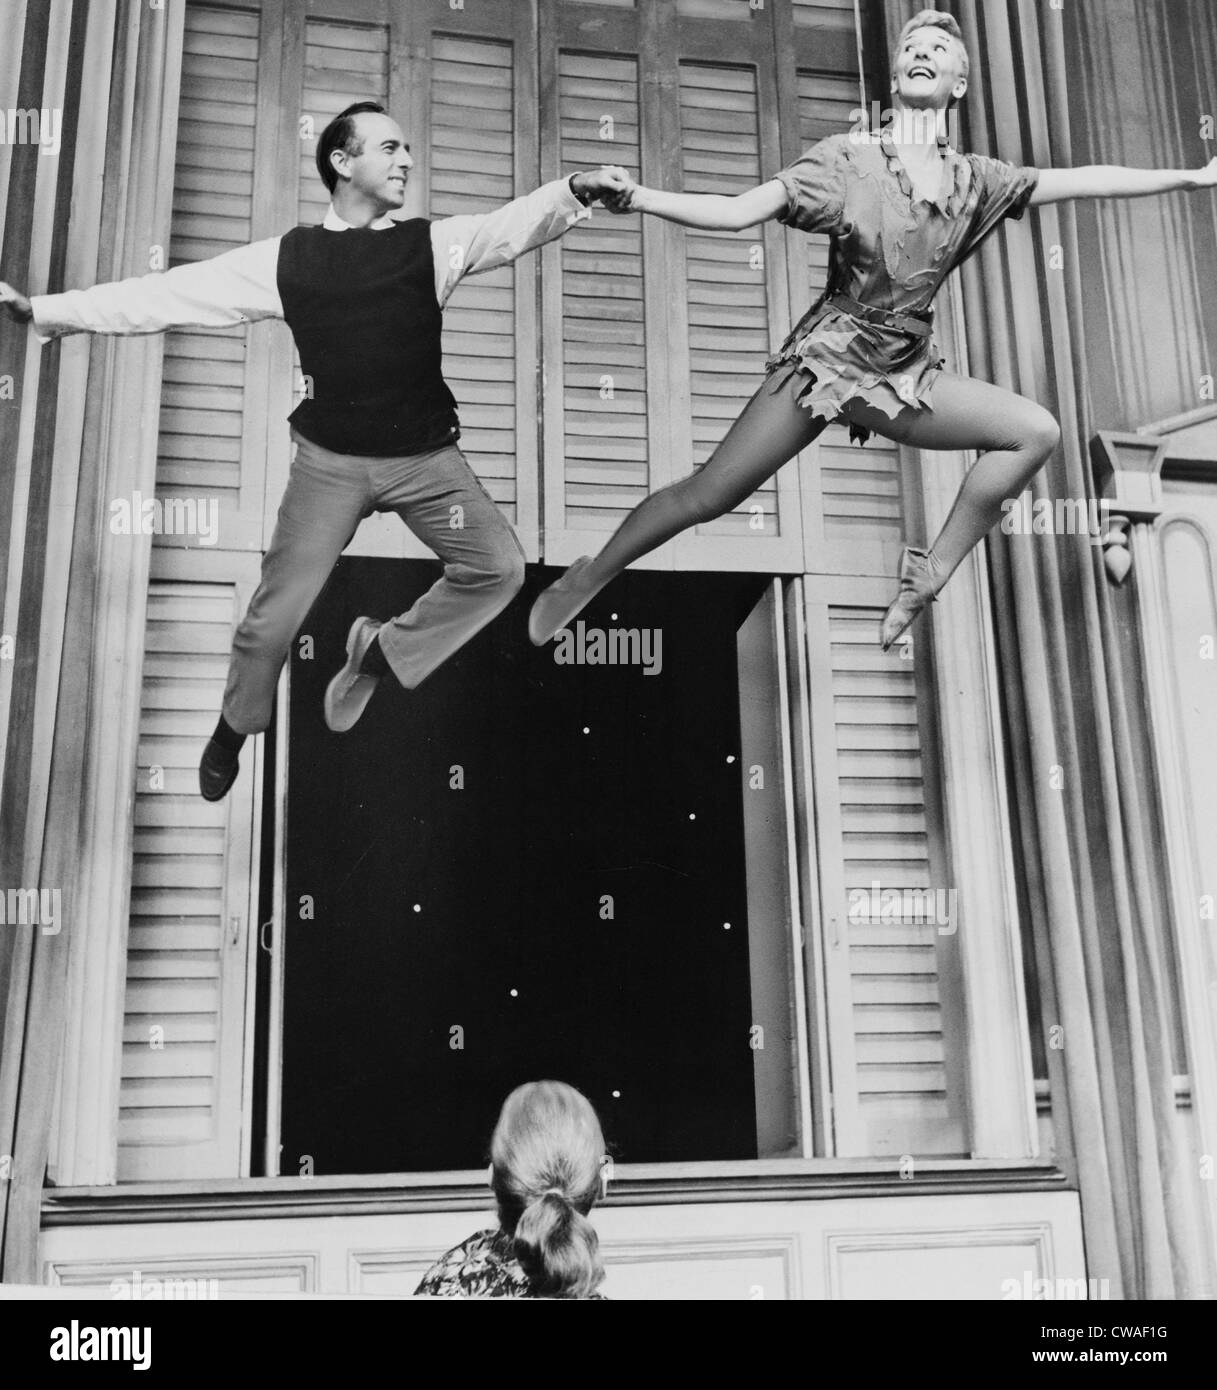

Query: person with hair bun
415 1081 610 1299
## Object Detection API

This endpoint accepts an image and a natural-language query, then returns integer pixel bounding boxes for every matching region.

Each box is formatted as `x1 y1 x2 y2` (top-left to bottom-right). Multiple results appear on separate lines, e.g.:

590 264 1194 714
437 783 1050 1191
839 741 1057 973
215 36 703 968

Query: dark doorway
278 557 766 1174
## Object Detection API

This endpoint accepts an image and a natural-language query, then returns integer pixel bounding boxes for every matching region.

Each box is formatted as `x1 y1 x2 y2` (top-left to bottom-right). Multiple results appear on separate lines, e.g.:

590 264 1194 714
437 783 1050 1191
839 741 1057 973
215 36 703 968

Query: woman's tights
577 369 1061 592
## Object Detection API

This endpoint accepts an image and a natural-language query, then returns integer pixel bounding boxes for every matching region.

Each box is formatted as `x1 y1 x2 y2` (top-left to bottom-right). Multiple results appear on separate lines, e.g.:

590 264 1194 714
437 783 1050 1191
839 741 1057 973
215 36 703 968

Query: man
1 102 630 800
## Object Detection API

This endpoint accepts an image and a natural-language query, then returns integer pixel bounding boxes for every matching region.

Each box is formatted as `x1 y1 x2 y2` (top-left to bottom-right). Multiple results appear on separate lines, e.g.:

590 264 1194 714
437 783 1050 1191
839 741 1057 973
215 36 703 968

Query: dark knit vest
277 219 459 457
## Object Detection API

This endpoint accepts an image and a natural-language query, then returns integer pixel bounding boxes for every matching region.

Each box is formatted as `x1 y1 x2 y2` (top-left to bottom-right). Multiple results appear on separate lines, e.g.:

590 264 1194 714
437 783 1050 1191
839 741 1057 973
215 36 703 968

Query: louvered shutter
671 63 792 561
791 0 861 32
120 582 260 1179
542 47 649 559
804 579 965 1156
297 21 389 228
541 3 804 571
157 4 264 552
430 35 527 532
122 1 277 1179
669 57 804 570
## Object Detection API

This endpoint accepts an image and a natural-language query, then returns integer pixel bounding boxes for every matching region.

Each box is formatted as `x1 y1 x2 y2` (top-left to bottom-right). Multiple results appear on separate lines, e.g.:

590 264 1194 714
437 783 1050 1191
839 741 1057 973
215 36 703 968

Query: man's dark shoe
324 616 384 733
199 737 240 802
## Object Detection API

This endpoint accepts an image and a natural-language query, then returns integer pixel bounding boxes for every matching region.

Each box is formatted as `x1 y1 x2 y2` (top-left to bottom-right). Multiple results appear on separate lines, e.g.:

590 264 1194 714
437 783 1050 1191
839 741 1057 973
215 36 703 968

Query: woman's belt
823 292 934 339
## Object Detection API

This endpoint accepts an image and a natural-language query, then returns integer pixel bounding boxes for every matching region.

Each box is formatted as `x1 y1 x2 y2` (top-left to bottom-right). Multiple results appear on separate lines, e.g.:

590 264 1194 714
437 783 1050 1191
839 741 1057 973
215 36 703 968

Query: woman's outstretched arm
620 178 788 232
1031 157 1217 205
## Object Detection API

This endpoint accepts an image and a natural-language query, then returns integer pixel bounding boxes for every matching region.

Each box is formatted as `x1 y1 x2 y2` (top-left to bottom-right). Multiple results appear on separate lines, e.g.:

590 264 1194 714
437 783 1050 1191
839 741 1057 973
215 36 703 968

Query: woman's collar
878 125 965 215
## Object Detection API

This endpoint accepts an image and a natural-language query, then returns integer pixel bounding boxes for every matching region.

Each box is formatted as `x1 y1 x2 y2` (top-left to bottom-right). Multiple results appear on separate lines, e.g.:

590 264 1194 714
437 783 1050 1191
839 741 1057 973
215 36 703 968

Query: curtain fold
0 0 181 1282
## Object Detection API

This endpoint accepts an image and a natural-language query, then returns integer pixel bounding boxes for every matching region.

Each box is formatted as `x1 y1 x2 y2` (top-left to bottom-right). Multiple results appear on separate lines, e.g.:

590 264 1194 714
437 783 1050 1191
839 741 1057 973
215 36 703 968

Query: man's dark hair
316 101 387 193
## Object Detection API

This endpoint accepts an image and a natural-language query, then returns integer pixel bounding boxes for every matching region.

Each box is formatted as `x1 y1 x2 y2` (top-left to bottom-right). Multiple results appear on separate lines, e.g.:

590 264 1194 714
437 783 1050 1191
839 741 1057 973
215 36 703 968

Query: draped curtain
885 0 1214 1298
0 0 183 1281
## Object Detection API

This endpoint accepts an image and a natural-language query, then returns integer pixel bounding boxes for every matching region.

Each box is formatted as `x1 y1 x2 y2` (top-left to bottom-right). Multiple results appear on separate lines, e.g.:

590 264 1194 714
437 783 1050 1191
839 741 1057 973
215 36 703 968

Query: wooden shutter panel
298 20 390 228
805 581 965 1156
792 0 860 29
546 50 647 549
120 582 259 1180
430 36 524 526
671 60 804 570
157 4 262 552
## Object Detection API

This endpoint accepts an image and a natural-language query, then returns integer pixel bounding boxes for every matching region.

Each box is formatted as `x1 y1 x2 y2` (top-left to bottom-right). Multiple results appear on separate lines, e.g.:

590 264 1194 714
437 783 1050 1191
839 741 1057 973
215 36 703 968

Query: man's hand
601 182 638 215
571 165 636 209
0 282 33 324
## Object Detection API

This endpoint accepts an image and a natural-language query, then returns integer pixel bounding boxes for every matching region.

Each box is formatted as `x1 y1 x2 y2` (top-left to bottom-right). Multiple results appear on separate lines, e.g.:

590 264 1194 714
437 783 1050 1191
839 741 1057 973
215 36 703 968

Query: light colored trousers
222 429 526 734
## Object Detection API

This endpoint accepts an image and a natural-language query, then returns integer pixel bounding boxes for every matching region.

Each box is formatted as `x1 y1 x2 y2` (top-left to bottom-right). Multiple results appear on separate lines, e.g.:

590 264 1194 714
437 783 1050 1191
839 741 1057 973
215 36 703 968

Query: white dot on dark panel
689 813 696 820
413 904 421 913
612 1090 621 1099
582 726 590 735
611 613 618 621
726 755 736 764
723 922 731 931
510 989 518 998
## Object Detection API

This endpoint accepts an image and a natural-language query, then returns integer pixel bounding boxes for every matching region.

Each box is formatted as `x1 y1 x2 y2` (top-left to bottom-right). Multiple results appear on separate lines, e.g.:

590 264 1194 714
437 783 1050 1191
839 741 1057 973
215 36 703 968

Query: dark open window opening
259 559 792 1176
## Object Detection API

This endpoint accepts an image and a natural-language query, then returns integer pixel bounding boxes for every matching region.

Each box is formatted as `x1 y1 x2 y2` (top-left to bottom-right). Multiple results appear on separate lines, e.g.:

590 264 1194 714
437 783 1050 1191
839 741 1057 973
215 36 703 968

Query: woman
415 1080 610 1299
530 8 1217 652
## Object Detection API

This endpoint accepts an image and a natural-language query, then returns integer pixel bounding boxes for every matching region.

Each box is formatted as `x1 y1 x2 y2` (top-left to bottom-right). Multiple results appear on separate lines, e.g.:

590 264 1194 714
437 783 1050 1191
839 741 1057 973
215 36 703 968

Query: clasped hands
0 282 33 323
571 165 640 214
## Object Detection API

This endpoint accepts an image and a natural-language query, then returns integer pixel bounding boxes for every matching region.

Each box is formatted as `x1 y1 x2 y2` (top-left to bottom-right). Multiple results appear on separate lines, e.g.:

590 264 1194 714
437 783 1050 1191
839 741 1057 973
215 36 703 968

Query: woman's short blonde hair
896 9 970 80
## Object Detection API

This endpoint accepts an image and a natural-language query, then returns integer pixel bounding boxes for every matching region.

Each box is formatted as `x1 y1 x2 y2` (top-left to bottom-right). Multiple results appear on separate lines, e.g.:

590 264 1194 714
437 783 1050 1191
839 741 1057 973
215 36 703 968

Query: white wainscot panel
39 1190 1085 1301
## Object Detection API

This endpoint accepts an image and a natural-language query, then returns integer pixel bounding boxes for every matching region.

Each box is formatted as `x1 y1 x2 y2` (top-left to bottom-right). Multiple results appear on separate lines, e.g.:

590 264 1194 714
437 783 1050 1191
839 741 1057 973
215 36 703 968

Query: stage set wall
0 0 1214 1298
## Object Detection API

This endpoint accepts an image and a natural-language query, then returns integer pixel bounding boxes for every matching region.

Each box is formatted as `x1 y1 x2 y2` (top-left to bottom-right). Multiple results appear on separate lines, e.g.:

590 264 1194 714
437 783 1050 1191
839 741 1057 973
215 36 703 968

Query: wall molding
40 1161 1070 1227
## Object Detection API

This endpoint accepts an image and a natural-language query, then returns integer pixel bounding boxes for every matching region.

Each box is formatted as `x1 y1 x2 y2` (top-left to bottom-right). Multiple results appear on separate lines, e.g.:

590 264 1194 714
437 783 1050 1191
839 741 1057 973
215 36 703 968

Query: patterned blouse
414 1228 608 1299
765 129 1040 441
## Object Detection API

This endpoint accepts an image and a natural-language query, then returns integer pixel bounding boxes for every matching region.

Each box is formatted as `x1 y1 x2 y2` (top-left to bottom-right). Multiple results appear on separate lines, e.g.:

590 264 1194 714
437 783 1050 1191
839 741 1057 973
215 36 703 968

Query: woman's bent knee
1025 409 1061 461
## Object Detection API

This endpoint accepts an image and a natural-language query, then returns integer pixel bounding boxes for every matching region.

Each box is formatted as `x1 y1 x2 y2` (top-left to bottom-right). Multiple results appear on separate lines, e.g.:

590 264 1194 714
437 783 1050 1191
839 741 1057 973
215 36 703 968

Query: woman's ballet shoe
528 557 605 646
880 546 940 652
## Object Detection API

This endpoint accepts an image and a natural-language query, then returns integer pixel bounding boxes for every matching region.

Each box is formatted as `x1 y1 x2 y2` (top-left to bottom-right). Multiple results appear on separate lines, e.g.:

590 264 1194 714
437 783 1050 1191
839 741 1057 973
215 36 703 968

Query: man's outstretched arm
1030 157 1217 206
432 166 632 305
0 238 284 340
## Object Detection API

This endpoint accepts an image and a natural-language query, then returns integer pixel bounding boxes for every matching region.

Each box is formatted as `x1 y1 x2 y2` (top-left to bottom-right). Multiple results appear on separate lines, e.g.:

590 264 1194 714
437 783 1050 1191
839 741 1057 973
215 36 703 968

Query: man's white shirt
30 177 590 341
